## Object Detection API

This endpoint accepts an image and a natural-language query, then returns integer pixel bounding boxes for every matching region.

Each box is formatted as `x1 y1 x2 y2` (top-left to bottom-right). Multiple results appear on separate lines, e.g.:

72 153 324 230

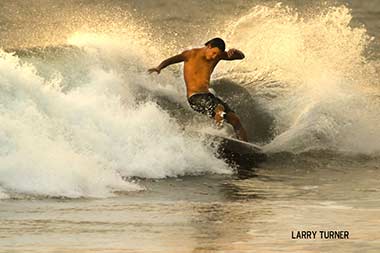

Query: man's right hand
148 67 161 74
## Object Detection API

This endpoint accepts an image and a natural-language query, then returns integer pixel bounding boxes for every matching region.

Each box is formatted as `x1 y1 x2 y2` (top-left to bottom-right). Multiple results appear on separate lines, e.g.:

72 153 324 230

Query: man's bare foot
236 129 248 142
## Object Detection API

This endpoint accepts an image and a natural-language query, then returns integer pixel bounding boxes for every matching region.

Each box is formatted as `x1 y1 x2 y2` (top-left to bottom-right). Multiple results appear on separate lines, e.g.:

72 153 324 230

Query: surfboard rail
193 131 267 169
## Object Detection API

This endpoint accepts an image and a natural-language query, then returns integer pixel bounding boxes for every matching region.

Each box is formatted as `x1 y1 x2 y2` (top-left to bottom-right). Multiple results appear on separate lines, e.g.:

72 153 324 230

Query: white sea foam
2 3 379 199
222 4 380 155
0 32 229 198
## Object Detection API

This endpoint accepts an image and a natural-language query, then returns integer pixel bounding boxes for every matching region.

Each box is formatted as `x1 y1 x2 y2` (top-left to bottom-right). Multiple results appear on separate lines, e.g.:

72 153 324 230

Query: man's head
204 37 225 60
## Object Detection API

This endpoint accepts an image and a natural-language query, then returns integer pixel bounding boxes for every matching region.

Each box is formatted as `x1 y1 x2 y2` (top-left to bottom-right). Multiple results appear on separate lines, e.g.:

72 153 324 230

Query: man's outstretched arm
148 51 188 74
221 48 245 61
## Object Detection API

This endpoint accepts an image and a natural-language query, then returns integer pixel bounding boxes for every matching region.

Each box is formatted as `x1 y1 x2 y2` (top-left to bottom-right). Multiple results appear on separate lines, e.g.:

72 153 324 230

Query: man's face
205 45 222 60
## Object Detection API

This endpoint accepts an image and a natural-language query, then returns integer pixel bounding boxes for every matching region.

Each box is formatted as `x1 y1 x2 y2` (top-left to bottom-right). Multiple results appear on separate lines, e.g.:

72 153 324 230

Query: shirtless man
148 37 248 141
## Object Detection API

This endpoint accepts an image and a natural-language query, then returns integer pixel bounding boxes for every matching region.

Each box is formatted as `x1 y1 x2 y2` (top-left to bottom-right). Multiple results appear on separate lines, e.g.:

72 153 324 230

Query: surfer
148 37 248 141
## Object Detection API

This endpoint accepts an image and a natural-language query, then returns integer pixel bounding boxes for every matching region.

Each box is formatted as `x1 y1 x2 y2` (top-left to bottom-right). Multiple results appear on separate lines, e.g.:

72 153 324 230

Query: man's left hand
227 48 244 59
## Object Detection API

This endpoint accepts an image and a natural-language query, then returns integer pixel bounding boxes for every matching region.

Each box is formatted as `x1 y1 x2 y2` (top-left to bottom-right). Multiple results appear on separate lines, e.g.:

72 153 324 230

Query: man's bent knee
214 104 225 127
214 104 225 116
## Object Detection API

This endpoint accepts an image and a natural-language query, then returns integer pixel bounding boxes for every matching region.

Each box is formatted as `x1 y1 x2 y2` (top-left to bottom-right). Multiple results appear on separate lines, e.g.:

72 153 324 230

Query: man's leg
225 112 248 142
214 104 225 128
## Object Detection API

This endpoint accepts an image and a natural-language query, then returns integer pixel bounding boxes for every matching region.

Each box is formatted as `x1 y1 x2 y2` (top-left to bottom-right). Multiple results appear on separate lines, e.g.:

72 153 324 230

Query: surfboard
194 132 267 169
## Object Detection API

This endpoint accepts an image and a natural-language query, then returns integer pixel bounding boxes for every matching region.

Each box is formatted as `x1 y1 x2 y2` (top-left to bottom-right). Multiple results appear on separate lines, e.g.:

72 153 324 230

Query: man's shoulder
182 48 204 60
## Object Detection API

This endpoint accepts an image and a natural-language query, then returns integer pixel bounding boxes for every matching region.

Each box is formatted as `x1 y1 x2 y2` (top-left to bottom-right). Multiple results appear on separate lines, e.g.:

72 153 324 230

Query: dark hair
205 37 225 52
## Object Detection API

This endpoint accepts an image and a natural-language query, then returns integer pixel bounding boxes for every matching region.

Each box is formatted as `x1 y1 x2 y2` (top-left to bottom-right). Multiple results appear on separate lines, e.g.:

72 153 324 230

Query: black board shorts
188 93 234 118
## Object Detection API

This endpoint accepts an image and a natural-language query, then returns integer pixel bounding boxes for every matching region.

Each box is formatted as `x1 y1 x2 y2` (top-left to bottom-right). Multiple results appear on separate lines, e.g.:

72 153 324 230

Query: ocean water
0 1 380 252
